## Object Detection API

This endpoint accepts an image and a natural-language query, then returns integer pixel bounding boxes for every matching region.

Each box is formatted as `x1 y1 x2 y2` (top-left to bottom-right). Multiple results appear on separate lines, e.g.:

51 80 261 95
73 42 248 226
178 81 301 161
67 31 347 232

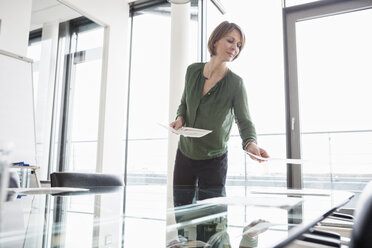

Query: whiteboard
0 50 36 164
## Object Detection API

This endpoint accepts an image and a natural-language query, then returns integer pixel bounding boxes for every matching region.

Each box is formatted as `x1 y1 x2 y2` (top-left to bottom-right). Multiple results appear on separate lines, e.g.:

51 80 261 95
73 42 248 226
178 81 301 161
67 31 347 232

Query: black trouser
173 149 227 207
172 149 228 242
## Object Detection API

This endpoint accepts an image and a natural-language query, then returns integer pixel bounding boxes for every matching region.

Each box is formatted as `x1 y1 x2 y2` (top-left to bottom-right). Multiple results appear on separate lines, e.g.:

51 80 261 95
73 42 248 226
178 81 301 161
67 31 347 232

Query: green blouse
176 63 256 160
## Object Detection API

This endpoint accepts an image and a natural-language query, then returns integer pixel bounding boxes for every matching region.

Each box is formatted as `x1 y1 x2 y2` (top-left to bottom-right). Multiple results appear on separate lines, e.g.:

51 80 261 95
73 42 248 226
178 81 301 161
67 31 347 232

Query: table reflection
170 186 271 248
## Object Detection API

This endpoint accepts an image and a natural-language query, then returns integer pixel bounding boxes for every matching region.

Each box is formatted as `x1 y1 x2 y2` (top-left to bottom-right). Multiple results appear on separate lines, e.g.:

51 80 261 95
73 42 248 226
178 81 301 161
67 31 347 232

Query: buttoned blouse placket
190 73 206 128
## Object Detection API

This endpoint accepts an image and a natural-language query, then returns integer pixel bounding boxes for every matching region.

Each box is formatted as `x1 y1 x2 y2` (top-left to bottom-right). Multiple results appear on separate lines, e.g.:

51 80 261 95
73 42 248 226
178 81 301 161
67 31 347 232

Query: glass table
0 185 166 248
167 186 354 248
0 185 353 248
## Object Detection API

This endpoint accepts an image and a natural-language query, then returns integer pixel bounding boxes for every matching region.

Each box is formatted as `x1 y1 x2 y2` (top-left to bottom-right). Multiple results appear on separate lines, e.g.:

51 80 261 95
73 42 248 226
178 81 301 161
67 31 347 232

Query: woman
170 21 269 203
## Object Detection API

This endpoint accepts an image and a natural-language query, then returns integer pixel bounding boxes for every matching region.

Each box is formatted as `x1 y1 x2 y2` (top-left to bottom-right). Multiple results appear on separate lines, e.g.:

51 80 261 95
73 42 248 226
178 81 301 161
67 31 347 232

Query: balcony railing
59 129 372 196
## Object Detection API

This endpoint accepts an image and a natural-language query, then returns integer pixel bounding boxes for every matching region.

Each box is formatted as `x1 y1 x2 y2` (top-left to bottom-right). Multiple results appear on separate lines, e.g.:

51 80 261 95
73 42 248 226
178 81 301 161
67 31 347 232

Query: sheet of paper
238 221 297 237
10 165 39 170
197 196 303 209
8 187 89 195
158 123 212 138
241 221 273 236
246 151 308 164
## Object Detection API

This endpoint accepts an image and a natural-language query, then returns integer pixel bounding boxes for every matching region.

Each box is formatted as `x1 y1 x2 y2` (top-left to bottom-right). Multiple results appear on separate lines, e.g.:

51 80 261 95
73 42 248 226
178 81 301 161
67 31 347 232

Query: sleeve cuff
243 139 257 150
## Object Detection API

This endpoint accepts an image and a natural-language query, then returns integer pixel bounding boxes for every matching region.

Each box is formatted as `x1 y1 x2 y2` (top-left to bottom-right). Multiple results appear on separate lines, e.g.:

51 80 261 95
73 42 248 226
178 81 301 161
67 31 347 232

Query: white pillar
167 2 190 245
167 2 190 200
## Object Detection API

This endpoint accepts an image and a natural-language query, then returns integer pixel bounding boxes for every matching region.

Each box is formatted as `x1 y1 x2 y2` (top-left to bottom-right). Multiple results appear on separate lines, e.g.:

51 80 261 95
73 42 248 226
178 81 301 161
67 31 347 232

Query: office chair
50 172 124 187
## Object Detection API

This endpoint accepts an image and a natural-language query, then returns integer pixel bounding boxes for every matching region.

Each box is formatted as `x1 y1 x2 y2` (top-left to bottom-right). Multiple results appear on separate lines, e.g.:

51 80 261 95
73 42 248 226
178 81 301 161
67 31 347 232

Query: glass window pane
76 27 104 52
127 3 199 184
128 5 171 184
27 42 41 61
296 9 372 193
70 60 101 141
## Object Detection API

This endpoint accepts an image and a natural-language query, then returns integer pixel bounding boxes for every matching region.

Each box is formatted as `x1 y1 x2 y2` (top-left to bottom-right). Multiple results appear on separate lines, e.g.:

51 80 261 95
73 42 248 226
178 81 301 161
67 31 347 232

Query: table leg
33 169 41 188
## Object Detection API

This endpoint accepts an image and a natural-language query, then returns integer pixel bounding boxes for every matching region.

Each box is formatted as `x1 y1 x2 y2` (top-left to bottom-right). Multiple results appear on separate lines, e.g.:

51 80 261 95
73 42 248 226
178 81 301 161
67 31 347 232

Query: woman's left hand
246 142 269 163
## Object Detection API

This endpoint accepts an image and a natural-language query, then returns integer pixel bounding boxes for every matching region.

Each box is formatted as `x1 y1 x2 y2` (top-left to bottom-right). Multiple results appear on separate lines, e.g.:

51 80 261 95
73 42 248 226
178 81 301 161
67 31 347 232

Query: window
284 0 372 201
296 8 372 192
51 18 104 173
126 2 199 184
66 25 104 172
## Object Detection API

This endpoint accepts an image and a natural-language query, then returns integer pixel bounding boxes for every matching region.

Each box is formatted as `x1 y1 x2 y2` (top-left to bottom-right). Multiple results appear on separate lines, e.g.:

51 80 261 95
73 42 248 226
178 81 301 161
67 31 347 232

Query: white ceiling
30 0 81 31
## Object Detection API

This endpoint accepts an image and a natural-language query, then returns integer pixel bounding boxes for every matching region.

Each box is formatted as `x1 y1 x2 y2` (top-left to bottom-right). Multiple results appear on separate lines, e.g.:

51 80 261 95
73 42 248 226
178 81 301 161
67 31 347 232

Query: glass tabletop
0 185 353 248
0 185 166 248
167 186 354 248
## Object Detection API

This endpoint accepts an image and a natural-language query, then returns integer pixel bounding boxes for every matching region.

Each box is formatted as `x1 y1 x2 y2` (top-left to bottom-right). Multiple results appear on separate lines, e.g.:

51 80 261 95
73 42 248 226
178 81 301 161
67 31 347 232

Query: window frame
52 17 103 173
282 0 372 188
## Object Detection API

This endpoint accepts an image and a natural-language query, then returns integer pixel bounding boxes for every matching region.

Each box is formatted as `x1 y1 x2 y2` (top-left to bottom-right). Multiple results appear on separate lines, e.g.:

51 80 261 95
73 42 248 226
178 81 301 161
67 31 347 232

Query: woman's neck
204 57 227 79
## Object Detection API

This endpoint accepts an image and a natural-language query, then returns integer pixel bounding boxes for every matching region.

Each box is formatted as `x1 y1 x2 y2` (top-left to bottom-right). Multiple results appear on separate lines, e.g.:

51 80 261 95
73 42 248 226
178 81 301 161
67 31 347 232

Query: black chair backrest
50 172 124 187
350 181 372 248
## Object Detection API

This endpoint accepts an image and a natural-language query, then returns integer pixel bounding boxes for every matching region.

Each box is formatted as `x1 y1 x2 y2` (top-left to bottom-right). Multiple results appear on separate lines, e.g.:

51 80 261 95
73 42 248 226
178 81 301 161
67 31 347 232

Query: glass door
284 1 372 195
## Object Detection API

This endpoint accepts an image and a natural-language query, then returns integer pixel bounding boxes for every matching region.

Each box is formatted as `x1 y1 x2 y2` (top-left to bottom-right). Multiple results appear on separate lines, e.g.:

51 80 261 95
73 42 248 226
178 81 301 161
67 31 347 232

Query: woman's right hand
246 142 269 163
169 116 184 130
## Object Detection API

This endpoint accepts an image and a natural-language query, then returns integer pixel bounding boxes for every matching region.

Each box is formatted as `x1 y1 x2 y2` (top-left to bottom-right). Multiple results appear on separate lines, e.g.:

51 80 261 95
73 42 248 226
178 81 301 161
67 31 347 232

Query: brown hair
207 21 245 61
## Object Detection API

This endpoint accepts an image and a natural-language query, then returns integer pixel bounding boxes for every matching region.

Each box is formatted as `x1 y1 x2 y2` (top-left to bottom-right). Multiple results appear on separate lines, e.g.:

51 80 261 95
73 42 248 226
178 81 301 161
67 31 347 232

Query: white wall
0 0 32 56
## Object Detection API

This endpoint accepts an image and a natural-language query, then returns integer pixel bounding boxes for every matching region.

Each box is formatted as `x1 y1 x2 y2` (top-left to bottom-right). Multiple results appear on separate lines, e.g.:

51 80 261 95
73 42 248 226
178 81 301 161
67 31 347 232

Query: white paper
8 187 89 195
241 221 273 236
197 196 302 209
158 123 212 138
246 151 308 164
238 221 298 237
10 165 39 170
